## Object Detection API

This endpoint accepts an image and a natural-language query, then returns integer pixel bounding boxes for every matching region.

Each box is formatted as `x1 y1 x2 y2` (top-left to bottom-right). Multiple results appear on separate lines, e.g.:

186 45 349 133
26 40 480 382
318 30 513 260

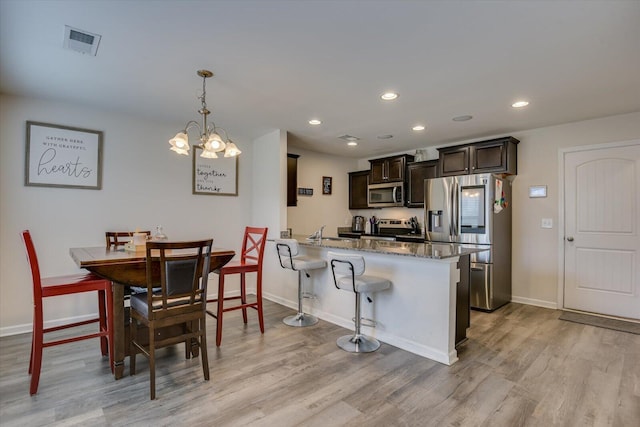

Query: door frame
557 138 640 311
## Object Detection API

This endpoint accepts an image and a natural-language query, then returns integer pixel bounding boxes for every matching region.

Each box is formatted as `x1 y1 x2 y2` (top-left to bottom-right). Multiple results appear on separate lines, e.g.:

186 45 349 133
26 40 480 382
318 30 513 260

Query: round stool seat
334 275 391 294
282 256 326 272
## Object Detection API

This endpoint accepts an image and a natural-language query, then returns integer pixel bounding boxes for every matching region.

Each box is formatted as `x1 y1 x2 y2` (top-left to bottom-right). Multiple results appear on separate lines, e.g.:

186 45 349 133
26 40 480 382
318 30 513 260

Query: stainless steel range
360 218 416 241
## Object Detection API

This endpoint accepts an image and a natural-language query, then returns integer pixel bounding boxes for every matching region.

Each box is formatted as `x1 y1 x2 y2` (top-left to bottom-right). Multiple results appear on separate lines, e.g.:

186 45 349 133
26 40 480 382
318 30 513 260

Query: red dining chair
206 226 268 346
21 230 114 395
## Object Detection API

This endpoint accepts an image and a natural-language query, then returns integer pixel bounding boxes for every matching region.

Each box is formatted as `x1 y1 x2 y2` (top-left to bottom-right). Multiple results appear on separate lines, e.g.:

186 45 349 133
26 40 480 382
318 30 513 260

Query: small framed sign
322 176 332 195
529 185 547 198
298 188 313 196
25 121 103 190
192 147 238 196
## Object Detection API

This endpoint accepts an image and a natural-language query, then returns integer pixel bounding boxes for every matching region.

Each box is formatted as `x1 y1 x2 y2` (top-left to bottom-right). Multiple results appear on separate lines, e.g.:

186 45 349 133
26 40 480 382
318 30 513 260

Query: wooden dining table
69 245 235 379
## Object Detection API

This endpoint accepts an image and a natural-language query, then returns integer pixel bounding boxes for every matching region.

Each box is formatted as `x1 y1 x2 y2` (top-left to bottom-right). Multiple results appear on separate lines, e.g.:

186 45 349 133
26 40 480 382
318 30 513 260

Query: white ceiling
1 0 639 158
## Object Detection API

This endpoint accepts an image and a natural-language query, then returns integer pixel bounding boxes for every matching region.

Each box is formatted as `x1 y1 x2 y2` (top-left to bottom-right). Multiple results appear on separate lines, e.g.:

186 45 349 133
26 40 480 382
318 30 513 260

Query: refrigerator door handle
451 180 459 238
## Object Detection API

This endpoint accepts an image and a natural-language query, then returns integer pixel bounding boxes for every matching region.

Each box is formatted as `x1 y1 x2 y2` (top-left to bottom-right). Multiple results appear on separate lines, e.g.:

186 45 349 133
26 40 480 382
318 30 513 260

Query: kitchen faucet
307 225 326 241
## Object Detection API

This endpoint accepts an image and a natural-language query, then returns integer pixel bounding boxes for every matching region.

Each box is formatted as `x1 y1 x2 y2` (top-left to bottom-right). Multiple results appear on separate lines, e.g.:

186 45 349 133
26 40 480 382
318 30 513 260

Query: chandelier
169 69 241 158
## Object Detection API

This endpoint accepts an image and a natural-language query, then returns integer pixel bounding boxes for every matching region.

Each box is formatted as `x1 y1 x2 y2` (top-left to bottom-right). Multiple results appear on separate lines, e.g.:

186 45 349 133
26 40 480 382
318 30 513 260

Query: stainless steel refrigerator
424 173 512 311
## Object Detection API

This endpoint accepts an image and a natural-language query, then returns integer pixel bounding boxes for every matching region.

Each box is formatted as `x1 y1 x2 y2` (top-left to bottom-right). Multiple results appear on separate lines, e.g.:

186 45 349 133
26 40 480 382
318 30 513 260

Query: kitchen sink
321 237 354 242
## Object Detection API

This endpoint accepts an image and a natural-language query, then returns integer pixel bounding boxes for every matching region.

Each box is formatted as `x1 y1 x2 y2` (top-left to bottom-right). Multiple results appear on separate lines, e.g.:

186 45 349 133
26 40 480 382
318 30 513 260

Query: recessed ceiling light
412 125 425 131
452 115 473 122
377 134 393 139
512 101 529 108
380 92 398 101
338 134 361 142
308 119 322 125
347 141 358 146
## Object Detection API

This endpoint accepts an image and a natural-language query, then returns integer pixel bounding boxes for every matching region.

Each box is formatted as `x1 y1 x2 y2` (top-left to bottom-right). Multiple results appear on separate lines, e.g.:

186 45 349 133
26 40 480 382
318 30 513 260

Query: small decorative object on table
154 225 168 241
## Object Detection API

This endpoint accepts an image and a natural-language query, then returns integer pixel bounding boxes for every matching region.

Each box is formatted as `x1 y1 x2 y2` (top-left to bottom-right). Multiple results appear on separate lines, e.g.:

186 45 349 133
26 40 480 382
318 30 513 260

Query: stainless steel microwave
368 182 404 207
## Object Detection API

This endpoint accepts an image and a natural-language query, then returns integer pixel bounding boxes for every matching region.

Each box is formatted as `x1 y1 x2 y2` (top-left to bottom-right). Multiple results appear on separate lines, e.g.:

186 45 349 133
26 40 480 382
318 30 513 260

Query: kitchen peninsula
281 236 486 365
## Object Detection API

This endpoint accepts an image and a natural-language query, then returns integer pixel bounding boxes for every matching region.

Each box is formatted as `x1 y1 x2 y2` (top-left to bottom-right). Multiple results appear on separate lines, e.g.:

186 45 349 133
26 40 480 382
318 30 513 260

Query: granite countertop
294 235 487 260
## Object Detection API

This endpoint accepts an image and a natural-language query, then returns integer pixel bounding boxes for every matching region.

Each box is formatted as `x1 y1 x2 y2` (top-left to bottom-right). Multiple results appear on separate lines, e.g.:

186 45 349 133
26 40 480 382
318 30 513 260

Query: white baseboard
511 296 557 310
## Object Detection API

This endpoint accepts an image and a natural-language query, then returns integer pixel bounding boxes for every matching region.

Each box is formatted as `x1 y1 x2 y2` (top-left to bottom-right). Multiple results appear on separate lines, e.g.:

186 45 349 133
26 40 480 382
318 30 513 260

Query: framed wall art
322 176 332 195
25 121 103 190
192 147 238 196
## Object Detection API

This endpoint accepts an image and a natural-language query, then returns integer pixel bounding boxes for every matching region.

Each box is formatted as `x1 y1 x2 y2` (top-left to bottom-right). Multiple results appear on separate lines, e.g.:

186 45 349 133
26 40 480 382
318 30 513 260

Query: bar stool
328 251 391 353
275 239 326 327
206 226 268 346
22 230 114 394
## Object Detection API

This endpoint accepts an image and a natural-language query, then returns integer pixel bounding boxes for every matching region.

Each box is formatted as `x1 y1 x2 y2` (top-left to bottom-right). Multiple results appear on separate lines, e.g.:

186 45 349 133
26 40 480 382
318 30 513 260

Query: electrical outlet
541 218 553 229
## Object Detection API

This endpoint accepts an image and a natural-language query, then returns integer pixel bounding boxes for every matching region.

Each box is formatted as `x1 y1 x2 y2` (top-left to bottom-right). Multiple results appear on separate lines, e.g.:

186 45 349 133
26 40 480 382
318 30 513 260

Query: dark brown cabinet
348 170 369 209
438 137 519 177
369 154 414 184
406 160 438 207
287 153 299 207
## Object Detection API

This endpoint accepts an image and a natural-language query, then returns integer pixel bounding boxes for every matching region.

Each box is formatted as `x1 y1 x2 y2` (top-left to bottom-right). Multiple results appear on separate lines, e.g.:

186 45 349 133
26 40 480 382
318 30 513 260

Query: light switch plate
541 218 553 229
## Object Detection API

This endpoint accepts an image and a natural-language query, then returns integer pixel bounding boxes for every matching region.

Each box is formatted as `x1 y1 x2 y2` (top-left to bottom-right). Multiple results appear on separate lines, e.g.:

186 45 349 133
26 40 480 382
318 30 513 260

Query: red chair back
239 227 268 266
22 230 43 303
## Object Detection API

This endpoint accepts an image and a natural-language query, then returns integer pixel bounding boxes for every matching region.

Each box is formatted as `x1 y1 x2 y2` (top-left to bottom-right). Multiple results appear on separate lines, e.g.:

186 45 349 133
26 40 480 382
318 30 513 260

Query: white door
563 141 640 320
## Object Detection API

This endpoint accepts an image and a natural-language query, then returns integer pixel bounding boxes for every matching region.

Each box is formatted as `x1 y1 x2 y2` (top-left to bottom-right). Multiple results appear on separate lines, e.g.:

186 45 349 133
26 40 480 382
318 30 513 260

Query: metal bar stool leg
283 270 318 327
337 291 381 353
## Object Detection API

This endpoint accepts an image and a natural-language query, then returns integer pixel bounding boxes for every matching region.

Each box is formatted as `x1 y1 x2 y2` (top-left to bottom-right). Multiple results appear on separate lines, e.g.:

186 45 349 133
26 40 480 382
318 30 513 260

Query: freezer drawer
470 263 492 310
470 262 510 311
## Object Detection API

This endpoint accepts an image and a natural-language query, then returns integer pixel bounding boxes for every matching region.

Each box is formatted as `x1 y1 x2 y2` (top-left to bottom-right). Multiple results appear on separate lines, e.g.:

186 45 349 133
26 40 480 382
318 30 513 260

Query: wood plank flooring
1 301 638 426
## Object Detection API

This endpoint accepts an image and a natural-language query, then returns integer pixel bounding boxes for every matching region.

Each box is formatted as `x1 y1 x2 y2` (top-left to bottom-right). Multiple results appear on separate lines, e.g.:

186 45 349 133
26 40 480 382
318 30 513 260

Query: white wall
509 111 640 308
286 148 358 237
0 94 255 334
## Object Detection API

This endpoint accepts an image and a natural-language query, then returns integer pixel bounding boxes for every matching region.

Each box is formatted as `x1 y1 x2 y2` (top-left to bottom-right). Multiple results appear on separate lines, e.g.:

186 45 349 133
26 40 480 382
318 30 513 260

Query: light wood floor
1 300 638 426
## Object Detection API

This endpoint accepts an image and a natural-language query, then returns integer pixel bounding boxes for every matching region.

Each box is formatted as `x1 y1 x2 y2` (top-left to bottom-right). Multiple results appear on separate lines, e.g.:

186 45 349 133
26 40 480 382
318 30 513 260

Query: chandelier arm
170 69 239 158
182 120 202 134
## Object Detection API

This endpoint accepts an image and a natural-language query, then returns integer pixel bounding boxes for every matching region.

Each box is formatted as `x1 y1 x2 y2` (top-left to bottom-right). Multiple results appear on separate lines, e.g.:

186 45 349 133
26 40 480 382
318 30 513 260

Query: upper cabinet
438 137 519 177
348 170 369 209
369 154 414 184
406 160 438 207
287 153 299 207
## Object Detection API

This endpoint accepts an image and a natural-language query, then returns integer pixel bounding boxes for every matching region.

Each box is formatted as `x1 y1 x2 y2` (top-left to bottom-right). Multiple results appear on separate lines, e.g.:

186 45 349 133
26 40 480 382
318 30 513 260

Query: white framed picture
192 147 238 196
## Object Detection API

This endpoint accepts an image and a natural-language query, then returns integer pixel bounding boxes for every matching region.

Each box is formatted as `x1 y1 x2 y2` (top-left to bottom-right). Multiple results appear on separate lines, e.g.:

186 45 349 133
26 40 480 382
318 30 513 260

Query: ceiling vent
338 134 361 142
63 25 101 56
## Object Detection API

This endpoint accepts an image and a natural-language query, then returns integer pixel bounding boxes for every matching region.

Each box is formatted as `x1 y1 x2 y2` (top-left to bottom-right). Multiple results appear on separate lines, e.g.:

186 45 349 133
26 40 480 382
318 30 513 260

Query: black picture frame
322 176 332 195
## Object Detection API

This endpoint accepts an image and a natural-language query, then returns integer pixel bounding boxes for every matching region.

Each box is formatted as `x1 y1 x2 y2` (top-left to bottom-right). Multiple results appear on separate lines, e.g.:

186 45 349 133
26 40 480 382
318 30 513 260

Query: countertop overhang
294 235 487 259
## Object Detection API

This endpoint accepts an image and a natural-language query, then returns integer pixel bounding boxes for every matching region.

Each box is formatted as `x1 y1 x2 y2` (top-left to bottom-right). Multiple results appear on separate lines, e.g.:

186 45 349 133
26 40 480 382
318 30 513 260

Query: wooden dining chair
105 230 151 295
21 230 114 395
129 239 213 400
105 231 151 248
206 226 268 346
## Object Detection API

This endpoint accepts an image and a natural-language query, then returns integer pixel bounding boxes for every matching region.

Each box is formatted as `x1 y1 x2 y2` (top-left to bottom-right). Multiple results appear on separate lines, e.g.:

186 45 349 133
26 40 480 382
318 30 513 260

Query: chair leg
28 313 35 375
257 271 264 333
149 324 156 400
200 318 210 381
129 317 137 376
336 292 381 353
216 274 225 347
98 289 108 356
29 310 44 395
240 273 248 324
283 270 318 327
184 324 191 360
106 284 115 374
